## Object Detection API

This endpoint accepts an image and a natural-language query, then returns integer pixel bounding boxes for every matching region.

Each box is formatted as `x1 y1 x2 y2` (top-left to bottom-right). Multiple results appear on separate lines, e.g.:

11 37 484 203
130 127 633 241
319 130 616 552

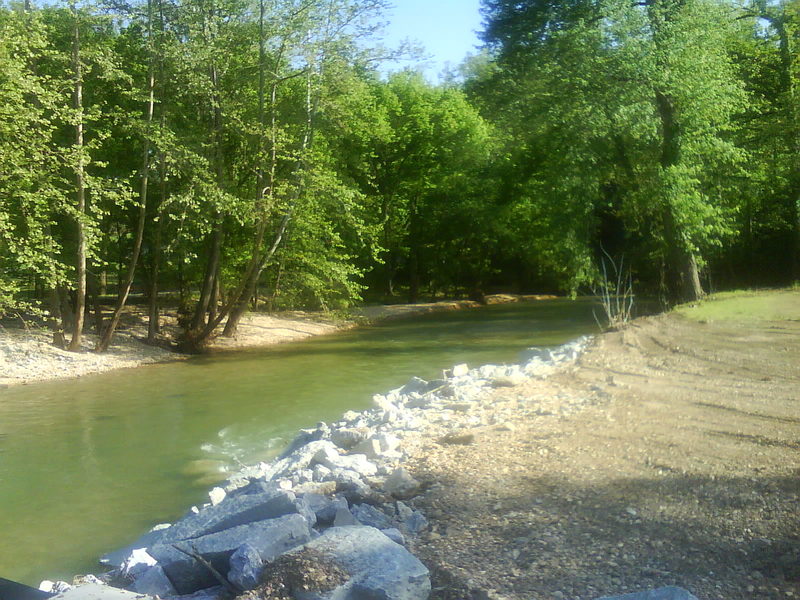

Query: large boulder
130 566 176 597
159 488 308 543
100 525 171 568
291 526 430 600
394 502 428 535
351 433 400 460
350 504 393 530
330 428 371 450
398 377 435 396
48 584 155 600
148 514 312 594
303 493 348 526
227 543 263 591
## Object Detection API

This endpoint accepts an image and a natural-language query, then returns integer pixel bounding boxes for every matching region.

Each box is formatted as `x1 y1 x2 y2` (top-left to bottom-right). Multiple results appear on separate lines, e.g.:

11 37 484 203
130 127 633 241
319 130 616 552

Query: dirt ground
404 312 800 600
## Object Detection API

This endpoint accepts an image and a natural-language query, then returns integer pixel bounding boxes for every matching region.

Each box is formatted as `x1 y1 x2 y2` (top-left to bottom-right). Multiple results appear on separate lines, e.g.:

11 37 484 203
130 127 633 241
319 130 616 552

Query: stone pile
63 337 594 600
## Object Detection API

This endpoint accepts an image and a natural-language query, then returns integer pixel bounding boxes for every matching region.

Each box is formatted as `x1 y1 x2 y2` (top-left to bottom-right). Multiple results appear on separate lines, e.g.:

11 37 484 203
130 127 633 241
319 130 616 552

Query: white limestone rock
383 468 421 499
208 487 226 506
131 565 176 597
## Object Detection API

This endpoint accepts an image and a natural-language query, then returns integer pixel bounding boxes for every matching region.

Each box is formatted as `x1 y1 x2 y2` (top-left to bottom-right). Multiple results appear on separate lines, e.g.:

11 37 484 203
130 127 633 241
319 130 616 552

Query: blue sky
378 0 484 80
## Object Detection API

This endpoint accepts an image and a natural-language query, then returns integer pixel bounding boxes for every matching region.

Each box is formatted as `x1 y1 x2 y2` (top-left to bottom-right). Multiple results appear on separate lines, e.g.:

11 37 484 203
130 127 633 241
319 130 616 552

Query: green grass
675 288 800 322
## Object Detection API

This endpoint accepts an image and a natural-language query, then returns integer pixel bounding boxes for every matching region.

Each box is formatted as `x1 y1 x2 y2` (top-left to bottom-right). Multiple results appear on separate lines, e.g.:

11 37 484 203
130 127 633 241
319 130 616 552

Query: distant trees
355 72 494 302
1 0 798 347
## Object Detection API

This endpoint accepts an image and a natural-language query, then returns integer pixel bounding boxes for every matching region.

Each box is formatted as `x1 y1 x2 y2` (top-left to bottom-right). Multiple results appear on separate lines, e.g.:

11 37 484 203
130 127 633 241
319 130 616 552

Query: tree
0 7 67 320
478 0 747 301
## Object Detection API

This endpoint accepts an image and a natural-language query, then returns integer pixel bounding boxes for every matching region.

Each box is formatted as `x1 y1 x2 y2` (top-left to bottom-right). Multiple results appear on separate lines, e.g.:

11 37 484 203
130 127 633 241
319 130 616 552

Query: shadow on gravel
706 430 800 450
693 402 800 425
420 472 800 600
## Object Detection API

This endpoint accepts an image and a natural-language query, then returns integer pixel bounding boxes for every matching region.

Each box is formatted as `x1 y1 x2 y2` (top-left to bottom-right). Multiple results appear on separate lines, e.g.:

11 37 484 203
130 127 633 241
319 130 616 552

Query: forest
0 0 798 351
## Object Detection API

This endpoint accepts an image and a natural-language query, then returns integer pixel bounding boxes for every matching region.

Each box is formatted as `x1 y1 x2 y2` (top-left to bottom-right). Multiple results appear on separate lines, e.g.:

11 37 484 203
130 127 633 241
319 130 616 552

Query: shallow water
0 299 599 584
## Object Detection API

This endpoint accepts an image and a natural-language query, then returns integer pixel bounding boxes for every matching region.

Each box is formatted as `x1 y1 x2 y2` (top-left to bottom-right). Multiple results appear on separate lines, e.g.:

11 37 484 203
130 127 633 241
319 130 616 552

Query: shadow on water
196 299 601 364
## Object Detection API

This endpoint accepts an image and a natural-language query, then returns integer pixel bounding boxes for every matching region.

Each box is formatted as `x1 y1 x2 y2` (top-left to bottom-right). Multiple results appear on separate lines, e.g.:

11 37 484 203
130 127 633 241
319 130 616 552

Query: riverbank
46 289 799 600
9 289 798 600
406 290 800 600
0 295 550 387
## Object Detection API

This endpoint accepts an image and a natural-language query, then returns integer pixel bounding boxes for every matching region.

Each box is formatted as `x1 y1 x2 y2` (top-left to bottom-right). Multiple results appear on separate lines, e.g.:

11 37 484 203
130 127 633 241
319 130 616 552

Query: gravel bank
0 326 177 387
405 313 800 600
0 295 540 387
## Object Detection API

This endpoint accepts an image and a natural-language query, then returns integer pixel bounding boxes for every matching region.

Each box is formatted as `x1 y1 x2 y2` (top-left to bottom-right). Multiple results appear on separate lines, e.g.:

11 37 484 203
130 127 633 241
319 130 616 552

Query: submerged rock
100 525 170 568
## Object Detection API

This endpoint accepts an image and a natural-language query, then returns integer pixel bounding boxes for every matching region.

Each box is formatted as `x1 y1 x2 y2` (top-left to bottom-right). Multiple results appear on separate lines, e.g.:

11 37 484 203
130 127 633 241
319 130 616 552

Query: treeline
0 0 798 351
472 0 800 302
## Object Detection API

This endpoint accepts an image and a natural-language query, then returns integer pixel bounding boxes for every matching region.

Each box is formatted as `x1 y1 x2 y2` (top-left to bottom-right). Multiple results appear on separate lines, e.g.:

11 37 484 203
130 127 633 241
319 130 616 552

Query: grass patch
675 288 800 322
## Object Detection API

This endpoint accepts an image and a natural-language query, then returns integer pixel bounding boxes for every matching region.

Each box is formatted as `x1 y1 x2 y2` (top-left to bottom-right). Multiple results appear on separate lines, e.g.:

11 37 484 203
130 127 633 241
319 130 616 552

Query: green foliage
476 0 754 297
0 0 798 327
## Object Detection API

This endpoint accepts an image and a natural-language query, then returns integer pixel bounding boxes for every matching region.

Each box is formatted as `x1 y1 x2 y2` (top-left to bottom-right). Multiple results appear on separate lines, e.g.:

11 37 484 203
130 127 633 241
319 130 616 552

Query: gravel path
402 313 800 600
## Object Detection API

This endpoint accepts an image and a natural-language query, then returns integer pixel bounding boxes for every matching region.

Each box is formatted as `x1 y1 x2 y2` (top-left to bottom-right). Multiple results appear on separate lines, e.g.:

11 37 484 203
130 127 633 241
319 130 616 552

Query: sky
378 0 484 81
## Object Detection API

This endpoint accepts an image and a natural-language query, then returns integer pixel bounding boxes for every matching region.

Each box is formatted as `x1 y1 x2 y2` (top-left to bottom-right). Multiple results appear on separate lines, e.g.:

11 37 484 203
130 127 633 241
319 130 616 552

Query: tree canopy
0 0 797 347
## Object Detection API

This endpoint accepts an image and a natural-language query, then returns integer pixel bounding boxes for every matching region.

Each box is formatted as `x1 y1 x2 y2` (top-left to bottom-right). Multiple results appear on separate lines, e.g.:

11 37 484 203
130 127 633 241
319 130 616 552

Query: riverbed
0 299 599 585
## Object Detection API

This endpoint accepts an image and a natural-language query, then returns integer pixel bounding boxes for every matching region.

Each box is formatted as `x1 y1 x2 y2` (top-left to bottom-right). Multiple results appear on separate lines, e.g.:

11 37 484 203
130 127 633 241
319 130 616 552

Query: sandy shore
0 295 547 387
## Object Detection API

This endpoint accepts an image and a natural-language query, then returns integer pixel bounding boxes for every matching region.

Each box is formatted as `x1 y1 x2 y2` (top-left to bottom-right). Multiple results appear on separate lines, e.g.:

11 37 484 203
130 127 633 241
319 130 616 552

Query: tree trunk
188 53 226 338
222 0 269 339
88 267 104 334
223 268 257 337
209 263 220 323
407 195 421 304
653 87 704 303
794 194 800 282
148 0 167 342
648 0 704 303
97 5 155 352
147 166 165 342
48 287 66 349
193 48 316 349
68 5 87 352
190 221 223 332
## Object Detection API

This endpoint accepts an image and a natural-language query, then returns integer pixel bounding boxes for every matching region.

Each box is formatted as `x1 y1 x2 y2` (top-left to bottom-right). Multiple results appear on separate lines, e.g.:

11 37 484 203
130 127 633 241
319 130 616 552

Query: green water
0 299 598 585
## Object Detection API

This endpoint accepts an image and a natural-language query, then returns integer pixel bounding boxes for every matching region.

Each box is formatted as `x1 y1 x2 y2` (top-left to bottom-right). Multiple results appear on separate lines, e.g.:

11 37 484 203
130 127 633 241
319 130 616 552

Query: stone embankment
38 334 692 600
36 338 593 600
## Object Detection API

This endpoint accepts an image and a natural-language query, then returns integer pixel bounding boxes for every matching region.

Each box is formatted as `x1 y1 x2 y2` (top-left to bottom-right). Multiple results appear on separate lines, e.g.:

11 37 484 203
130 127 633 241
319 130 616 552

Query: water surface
0 299 598 584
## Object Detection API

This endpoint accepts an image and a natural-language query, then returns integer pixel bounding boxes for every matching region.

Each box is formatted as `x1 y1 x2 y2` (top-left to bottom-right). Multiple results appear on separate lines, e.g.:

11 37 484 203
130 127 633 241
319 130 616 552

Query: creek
0 298 599 585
